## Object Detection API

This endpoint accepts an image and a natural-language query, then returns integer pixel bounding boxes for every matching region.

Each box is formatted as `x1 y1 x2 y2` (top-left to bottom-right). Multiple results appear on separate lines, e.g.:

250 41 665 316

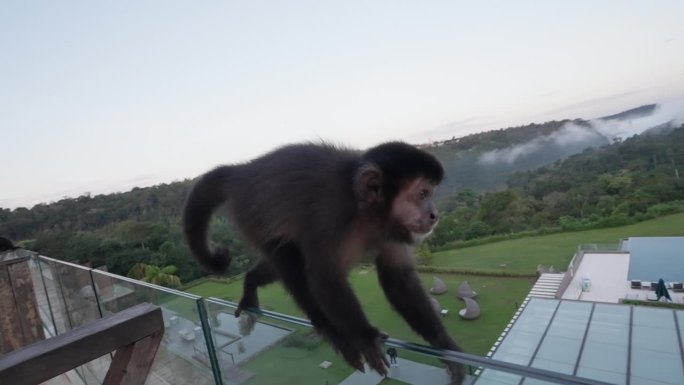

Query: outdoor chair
536 264 549 274
630 280 642 289
430 276 448 295
672 283 684 292
458 297 480 320
457 281 478 299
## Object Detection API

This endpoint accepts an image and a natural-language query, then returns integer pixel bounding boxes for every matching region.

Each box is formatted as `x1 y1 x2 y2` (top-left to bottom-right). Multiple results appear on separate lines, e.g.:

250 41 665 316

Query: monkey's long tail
183 165 233 274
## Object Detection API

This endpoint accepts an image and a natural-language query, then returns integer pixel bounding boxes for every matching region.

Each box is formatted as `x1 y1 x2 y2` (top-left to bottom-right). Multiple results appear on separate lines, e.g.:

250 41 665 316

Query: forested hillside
1 113 682 284
429 125 684 247
428 104 663 194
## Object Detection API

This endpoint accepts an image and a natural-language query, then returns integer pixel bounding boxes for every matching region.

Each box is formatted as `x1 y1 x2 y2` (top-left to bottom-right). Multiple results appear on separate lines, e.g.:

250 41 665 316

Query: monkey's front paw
358 332 389 376
237 312 258 336
235 303 258 318
445 361 466 385
334 338 364 373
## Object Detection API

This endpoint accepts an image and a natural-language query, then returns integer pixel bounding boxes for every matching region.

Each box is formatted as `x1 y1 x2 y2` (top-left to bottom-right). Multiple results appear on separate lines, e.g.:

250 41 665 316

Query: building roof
477 297 684 385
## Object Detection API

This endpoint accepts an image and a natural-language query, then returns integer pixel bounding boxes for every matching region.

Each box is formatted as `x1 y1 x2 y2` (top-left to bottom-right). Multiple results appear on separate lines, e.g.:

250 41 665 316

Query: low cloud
479 99 684 166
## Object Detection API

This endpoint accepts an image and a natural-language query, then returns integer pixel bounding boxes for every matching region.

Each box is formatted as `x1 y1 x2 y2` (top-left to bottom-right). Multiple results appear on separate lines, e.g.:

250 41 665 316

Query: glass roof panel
480 298 684 385
530 301 592 374
630 307 684 385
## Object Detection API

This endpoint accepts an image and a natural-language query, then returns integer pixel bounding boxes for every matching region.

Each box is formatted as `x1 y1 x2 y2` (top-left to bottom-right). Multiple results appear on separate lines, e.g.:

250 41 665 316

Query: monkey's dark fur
183 142 464 383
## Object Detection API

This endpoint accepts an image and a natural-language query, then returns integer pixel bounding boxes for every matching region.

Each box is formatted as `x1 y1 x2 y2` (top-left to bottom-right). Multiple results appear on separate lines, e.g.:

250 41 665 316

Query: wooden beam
0 303 163 385
103 331 164 385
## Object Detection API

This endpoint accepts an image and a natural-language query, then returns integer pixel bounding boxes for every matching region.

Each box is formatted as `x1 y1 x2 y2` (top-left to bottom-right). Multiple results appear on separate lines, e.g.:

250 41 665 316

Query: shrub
281 332 323 350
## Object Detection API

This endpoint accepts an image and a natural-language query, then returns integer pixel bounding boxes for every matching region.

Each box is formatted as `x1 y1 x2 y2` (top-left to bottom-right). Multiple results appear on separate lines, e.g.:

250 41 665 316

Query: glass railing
576 244 621 252
24 254 613 385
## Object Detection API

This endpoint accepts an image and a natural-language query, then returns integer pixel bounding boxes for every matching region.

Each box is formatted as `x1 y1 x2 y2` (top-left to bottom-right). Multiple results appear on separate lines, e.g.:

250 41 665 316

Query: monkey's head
357 142 443 244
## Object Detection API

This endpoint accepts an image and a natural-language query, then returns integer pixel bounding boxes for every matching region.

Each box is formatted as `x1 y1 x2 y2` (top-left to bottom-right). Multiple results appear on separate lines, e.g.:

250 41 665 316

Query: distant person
386 347 398 367
0 237 18 252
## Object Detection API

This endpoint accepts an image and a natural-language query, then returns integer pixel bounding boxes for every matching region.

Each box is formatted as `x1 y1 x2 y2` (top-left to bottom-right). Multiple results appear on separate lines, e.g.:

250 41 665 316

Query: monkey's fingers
335 343 364 372
351 359 366 373
363 349 388 377
360 336 389 376
237 313 258 336
337 345 364 372
234 306 256 318
377 333 390 369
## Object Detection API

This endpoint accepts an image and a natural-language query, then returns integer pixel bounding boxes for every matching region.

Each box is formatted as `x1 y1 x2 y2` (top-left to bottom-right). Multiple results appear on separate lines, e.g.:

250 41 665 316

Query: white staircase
529 273 564 298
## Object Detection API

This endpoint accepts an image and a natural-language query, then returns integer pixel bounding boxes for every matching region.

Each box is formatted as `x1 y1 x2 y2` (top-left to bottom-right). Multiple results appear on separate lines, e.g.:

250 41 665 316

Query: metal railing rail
206 298 613 385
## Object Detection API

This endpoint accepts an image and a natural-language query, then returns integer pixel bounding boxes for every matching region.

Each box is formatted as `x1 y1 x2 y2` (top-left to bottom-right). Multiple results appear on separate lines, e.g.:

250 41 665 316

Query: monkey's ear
355 163 383 204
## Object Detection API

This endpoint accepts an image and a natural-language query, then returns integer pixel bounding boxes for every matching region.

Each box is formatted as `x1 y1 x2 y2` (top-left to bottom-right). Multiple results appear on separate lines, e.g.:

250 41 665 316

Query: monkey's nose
429 212 438 222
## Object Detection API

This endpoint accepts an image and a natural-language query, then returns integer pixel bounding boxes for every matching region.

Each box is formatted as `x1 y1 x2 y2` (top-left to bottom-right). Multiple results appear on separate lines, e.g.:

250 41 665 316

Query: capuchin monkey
183 142 464 384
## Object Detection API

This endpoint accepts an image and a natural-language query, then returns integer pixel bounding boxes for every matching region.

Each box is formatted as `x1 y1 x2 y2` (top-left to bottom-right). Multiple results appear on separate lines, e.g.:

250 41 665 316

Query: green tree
415 243 433 265
127 263 181 287
112 220 156 249
464 221 491 240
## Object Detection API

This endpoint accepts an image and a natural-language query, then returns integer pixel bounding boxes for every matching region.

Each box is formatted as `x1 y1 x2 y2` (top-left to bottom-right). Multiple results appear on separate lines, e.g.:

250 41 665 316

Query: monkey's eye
419 189 429 199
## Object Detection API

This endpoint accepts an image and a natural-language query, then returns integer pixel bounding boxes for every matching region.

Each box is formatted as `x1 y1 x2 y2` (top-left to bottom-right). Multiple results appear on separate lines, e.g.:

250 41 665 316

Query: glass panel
529 301 592 376
27 257 58 337
35 256 111 384
48 258 101 329
677 310 684 353
492 299 558 371
576 303 629 385
41 354 112 385
205 298 343 385
35 257 77 335
630 307 684 385
91 269 216 385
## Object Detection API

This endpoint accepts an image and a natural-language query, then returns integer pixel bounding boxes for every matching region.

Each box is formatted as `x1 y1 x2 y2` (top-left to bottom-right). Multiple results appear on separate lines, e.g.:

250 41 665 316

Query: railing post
196 298 224 385
88 269 104 320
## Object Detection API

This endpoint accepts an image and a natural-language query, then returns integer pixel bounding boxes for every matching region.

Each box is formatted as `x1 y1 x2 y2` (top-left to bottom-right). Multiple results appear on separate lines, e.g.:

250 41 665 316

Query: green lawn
186 272 530 383
431 213 684 274
186 271 532 356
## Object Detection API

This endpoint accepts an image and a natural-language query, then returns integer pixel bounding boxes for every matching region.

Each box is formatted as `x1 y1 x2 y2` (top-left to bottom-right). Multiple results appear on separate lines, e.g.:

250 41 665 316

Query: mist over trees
2 117 683 281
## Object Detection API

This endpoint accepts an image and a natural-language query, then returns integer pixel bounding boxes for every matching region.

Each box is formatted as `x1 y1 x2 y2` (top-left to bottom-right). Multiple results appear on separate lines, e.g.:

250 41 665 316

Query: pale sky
2 1 684 209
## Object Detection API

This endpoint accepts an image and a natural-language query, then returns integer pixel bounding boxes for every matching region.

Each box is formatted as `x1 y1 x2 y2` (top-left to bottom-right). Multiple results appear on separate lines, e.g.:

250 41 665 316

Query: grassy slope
431 213 684 273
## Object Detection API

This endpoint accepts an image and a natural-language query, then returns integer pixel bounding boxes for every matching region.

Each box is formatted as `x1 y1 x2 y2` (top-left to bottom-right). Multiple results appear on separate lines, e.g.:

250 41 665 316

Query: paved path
339 357 452 385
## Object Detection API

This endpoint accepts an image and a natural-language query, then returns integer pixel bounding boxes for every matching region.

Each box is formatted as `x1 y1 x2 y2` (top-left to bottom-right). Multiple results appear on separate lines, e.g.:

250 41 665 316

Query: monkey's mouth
411 228 434 244
409 220 438 237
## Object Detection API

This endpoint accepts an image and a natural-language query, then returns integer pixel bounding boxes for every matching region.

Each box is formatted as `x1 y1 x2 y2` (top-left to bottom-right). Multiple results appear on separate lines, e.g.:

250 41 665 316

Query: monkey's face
389 178 439 244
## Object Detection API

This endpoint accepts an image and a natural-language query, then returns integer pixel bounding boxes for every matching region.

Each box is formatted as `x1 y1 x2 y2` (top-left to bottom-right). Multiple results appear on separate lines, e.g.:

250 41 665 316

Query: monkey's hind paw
445 361 466 385
237 312 258 336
